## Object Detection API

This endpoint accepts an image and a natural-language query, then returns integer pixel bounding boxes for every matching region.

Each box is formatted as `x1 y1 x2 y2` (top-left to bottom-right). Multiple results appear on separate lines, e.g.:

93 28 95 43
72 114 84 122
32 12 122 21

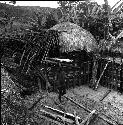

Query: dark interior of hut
48 36 93 67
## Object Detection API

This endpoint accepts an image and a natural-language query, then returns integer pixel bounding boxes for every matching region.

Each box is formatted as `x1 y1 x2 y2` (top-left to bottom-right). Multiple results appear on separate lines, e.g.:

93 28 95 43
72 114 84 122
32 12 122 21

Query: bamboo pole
91 55 98 89
95 61 110 90
111 0 122 11
19 45 27 67
44 105 81 121
38 109 74 124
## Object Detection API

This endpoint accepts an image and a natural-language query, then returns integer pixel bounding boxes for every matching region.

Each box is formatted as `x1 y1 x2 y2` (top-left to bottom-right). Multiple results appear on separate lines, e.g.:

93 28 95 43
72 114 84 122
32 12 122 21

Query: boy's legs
58 86 66 102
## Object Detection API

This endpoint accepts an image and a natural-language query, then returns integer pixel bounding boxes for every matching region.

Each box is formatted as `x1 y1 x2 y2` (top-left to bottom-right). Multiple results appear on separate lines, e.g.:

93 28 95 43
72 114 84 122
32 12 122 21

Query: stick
38 109 74 124
64 96 92 113
44 105 81 121
99 89 111 101
95 61 110 90
28 94 47 111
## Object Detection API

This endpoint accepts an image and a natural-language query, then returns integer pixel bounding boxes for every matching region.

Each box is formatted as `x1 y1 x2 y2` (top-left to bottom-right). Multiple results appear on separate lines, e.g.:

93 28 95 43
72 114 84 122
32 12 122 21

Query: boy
57 63 66 102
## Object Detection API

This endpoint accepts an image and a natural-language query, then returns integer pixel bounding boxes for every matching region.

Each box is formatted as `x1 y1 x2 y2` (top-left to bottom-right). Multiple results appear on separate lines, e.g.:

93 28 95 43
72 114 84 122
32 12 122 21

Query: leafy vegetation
57 0 123 46
0 2 58 33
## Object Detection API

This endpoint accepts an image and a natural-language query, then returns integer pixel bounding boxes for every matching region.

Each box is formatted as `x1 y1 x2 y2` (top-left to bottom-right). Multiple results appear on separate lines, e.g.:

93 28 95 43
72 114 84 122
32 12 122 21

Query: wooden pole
111 0 122 11
91 55 98 89
38 109 74 124
95 61 110 90
44 105 81 121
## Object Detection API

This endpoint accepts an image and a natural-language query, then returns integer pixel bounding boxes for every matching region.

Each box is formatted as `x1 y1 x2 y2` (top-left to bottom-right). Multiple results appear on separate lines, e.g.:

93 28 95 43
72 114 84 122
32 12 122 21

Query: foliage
0 2 57 33
57 0 123 54
30 11 58 31
9 1 16 4
1 67 28 125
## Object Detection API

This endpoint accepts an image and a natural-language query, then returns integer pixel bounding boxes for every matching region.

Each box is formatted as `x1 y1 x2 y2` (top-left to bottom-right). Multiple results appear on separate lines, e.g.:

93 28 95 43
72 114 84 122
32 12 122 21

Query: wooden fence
98 57 123 90
46 57 123 91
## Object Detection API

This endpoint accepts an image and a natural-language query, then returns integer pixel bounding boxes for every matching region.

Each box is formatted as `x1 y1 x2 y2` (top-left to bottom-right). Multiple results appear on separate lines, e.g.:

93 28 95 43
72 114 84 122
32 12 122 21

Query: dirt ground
1 67 123 125
66 85 123 124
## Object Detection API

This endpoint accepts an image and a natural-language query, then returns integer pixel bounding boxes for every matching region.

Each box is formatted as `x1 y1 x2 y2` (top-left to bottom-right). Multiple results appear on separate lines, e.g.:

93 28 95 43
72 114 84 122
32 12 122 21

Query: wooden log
38 109 74 124
44 105 81 121
43 58 81 70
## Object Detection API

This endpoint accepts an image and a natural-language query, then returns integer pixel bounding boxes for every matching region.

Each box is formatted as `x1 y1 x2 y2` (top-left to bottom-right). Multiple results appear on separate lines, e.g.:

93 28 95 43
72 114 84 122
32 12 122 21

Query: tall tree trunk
104 0 110 40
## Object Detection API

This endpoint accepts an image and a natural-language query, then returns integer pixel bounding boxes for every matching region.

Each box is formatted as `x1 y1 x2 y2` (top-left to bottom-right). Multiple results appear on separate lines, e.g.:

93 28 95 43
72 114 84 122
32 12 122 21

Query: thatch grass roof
49 22 98 53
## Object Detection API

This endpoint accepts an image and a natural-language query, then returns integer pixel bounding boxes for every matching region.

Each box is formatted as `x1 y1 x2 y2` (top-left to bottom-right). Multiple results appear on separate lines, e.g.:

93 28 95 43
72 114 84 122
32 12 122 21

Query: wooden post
87 61 90 84
90 55 98 89
95 61 110 90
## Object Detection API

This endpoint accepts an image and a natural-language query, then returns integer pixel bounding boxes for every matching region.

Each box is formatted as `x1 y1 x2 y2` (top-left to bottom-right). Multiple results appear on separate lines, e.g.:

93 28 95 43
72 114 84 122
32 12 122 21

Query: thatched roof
48 22 98 53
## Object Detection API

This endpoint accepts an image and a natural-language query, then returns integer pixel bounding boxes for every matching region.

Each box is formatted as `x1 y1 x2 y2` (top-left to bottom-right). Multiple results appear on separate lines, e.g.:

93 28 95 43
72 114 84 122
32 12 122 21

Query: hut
41 22 98 90
42 22 98 62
